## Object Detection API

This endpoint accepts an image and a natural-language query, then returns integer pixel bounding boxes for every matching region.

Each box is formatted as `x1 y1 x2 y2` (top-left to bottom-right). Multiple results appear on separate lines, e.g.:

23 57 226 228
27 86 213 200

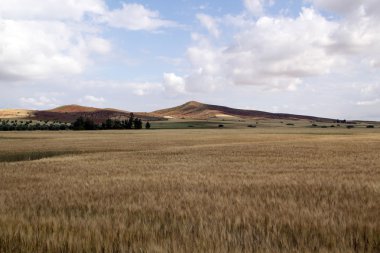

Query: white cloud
0 0 175 82
196 13 220 37
0 20 92 80
20 95 59 108
0 0 105 21
171 3 380 97
357 99 380 106
243 0 264 16
0 0 105 82
310 0 380 18
243 0 274 16
163 73 186 94
312 0 380 71
74 79 163 96
358 83 380 96
87 37 111 55
83 95 105 103
176 8 339 92
310 0 360 16
102 3 176 31
128 82 163 96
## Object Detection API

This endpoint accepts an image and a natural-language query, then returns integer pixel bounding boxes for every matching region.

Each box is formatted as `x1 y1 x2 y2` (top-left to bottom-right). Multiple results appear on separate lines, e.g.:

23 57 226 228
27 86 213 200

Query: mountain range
0 101 335 123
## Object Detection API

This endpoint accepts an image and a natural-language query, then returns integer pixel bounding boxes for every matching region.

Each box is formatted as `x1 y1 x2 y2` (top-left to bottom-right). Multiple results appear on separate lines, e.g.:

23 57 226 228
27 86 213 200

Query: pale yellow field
0 129 379 252
0 109 34 119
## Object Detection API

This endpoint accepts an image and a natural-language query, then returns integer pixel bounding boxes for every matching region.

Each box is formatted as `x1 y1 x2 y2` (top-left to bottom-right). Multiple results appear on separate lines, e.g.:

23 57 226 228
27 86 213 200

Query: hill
0 105 163 123
153 101 334 122
36 105 163 123
0 101 340 123
48 105 101 113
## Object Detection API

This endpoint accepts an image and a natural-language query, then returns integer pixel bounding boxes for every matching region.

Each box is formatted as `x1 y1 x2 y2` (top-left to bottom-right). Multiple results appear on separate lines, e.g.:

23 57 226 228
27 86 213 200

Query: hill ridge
153 101 333 121
1 101 335 122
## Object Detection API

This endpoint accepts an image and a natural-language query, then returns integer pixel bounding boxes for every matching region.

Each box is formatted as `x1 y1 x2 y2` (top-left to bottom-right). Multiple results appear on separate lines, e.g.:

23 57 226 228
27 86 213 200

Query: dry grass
0 129 379 253
0 109 34 119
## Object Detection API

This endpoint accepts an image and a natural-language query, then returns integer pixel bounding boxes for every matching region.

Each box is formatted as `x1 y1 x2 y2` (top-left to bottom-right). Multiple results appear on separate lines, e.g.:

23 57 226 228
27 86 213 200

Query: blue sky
1 0 380 120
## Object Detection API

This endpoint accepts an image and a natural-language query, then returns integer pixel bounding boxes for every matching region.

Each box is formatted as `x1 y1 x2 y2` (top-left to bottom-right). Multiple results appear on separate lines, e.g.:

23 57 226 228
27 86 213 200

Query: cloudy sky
1 0 380 120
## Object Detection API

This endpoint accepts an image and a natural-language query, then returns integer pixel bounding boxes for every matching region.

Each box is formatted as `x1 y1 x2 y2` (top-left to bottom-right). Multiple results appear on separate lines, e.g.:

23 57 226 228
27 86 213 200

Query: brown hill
36 105 162 123
0 101 334 123
48 105 101 113
0 105 164 123
153 101 334 122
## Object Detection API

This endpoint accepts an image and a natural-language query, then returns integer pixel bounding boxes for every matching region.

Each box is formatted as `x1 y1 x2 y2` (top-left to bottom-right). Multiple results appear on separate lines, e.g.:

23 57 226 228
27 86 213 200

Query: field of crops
0 128 379 252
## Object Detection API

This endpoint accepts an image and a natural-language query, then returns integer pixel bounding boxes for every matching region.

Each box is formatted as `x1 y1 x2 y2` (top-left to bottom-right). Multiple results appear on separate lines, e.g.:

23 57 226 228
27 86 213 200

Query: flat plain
0 128 379 252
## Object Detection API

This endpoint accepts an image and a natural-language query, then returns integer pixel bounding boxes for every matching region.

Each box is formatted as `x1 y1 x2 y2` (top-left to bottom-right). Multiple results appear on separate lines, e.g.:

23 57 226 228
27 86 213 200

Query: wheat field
0 129 379 252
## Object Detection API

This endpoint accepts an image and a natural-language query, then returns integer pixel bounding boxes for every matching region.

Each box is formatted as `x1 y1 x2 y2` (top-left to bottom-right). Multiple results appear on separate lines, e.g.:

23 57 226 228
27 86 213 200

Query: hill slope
36 105 163 123
153 101 333 122
48 105 101 113
0 105 163 123
0 101 336 123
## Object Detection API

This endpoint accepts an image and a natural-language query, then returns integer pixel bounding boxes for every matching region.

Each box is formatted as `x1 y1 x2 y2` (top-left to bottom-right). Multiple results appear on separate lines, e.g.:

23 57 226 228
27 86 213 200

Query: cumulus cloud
243 0 264 16
172 8 339 93
163 73 186 94
75 79 163 96
243 0 274 16
0 20 96 81
168 3 380 95
310 0 360 16
196 13 220 37
83 95 105 103
128 82 164 96
0 0 105 21
310 0 380 18
87 37 111 55
20 95 59 108
102 3 176 31
0 0 175 82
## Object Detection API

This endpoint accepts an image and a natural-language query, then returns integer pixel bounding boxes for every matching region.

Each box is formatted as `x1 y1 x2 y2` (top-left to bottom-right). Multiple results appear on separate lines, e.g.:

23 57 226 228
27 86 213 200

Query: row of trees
0 113 151 131
0 120 70 131
72 113 151 130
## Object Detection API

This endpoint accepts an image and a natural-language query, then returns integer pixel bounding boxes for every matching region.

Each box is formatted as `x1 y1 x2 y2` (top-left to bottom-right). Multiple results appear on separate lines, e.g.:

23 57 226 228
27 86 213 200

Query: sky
1 0 380 120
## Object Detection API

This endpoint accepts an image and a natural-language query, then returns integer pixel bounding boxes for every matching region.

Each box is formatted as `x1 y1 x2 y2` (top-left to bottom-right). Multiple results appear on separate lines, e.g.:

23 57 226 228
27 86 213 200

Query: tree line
0 120 70 131
0 113 151 131
72 113 151 130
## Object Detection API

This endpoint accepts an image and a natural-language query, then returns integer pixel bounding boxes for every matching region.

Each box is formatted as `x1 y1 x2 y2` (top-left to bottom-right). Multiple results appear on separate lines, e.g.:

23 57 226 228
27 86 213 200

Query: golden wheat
0 129 379 252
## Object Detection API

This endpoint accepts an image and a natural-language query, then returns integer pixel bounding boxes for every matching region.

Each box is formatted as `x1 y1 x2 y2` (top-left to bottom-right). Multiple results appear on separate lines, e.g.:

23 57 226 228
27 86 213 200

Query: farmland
0 128 379 252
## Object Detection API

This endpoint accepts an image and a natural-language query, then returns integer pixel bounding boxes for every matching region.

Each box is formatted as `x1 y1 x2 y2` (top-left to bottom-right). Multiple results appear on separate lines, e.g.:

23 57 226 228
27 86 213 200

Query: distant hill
0 101 337 123
0 105 164 123
48 105 101 113
153 101 334 122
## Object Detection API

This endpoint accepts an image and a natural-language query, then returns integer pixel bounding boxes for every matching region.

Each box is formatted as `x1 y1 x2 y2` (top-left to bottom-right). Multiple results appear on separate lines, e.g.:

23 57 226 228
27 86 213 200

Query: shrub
367 125 375 128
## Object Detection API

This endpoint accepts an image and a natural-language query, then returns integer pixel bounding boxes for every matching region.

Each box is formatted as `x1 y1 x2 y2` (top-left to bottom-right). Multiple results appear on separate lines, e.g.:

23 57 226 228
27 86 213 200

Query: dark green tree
73 117 85 130
134 118 142 129
145 121 151 129
126 113 134 129
84 118 96 130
